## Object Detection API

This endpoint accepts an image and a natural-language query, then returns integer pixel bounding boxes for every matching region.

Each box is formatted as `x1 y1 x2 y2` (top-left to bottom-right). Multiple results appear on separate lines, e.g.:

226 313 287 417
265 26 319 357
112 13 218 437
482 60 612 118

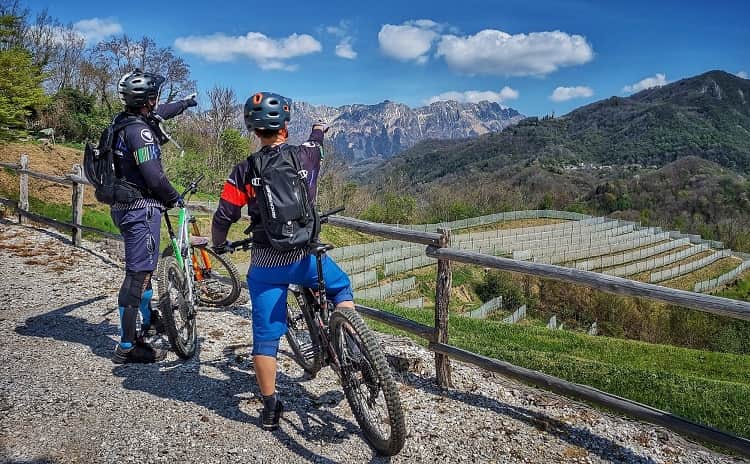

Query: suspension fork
163 211 183 269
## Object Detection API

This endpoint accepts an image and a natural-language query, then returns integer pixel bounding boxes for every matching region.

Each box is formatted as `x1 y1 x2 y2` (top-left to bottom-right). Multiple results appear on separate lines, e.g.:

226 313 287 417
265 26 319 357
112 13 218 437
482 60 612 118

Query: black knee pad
118 270 152 308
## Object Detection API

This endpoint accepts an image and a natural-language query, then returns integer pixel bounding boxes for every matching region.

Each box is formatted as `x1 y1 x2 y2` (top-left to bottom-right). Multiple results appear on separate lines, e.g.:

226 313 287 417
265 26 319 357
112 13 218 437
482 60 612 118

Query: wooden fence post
435 227 453 388
71 164 84 246
18 154 29 224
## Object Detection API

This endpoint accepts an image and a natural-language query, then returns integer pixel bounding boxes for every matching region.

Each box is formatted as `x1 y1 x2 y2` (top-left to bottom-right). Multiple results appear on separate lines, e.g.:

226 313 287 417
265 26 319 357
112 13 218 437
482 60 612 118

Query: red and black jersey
211 128 325 252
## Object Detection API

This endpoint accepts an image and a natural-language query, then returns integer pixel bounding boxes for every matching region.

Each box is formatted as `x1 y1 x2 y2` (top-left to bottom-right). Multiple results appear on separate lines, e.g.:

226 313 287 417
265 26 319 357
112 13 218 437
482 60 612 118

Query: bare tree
45 24 86 92
205 85 241 165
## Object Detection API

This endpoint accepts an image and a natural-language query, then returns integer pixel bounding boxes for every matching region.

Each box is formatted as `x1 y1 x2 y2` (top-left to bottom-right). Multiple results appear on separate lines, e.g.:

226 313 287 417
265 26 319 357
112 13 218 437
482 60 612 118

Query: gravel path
0 220 746 464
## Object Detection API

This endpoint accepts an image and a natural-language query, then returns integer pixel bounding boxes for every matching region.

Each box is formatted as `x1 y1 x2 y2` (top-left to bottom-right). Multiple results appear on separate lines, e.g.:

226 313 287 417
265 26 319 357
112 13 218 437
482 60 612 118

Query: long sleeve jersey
112 101 192 209
211 128 325 259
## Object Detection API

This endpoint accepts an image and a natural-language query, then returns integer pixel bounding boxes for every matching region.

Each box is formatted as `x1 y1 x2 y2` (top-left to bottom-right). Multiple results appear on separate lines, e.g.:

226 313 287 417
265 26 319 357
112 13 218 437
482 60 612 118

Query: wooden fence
0 154 122 243
328 215 750 457
1 155 749 456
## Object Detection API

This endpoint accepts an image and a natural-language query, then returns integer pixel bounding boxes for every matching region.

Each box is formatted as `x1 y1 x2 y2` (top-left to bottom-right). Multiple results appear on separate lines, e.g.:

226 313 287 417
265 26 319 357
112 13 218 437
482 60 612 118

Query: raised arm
155 94 197 120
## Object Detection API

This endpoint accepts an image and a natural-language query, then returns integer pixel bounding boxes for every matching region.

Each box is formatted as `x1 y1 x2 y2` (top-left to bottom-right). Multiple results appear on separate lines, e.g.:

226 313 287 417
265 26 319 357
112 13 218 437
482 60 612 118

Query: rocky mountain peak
288 99 524 160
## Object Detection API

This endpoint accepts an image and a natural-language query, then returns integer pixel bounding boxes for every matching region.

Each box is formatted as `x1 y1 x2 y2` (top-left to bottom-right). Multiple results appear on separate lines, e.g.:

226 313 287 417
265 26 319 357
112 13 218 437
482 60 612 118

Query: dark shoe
261 400 284 431
142 309 166 336
112 343 167 364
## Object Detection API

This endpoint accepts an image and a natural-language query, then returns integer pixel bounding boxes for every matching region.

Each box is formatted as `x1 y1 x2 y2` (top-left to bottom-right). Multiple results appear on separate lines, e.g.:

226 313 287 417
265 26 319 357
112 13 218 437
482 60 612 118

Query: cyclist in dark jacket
111 69 197 364
211 92 354 430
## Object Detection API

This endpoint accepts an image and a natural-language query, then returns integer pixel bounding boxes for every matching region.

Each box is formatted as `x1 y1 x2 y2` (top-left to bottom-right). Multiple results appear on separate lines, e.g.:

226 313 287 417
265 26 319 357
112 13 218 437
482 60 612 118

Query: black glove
183 93 198 108
212 241 229 255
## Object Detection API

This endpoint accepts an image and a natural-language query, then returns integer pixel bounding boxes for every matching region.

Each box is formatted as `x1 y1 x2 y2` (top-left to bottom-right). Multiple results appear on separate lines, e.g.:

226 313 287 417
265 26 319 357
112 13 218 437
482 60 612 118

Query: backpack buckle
298 170 308 179
251 177 262 187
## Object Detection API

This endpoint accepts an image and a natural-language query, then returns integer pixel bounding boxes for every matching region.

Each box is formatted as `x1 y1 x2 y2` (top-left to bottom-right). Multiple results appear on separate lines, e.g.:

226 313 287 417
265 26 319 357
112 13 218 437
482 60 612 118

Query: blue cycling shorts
111 205 161 272
247 254 353 343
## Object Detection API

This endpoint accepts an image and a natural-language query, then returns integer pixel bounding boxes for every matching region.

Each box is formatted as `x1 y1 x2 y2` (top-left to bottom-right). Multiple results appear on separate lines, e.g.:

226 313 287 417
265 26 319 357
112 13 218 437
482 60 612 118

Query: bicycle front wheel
330 308 406 456
157 255 197 359
193 247 242 307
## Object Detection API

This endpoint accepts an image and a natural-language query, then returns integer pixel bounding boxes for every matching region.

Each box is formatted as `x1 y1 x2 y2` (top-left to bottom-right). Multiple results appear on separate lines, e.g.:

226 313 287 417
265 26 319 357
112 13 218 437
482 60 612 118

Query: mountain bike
227 208 406 456
158 174 241 358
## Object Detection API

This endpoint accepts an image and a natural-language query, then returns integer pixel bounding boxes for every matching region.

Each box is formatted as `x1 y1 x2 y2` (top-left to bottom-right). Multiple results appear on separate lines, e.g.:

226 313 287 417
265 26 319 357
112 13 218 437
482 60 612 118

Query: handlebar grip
320 206 345 218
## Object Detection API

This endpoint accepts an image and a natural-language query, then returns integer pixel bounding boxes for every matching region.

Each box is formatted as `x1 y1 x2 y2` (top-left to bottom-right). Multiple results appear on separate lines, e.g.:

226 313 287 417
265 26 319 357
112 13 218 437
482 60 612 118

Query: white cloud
550 86 594 102
436 29 593 76
174 32 321 70
335 40 357 59
326 20 357 60
622 73 668 93
377 19 443 63
425 87 519 105
736 71 748 79
73 18 122 43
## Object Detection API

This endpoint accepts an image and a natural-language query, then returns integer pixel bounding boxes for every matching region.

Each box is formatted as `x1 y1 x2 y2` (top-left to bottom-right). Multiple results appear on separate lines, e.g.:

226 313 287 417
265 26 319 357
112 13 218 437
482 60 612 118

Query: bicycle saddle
308 242 334 256
190 236 210 247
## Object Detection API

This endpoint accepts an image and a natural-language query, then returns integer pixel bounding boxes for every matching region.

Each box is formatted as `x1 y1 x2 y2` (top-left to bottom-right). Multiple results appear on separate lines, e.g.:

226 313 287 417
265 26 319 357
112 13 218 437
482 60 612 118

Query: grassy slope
364 301 750 439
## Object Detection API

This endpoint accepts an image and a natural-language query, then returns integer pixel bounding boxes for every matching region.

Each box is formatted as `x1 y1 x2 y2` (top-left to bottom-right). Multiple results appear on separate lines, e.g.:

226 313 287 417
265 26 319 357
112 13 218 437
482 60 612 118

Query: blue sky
26 0 750 117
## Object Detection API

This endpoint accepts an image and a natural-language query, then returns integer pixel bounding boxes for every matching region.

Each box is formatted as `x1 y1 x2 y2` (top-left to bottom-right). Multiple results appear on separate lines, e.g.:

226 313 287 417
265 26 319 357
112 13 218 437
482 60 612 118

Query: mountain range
372 70 750 185
287 99 524 160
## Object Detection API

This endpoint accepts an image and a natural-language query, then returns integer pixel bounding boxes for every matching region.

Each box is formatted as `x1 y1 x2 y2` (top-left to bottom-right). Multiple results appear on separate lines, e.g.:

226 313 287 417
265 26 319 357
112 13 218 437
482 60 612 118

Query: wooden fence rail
330 215 750 457
0 154 121 244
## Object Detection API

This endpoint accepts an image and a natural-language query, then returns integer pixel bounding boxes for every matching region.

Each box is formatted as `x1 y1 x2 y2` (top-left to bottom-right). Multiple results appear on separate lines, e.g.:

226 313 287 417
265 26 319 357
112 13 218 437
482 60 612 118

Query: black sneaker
261 400 284 431
112 343 167 364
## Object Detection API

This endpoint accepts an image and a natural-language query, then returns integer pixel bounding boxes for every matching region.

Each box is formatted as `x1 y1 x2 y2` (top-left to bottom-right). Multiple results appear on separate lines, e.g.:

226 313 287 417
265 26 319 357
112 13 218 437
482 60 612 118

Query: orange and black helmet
243 92 291 131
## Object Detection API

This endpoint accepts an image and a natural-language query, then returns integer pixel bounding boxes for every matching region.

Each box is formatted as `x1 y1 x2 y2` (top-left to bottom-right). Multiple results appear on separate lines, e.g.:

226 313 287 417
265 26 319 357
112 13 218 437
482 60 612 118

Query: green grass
362 301 750 439
24 197 119 237
718 274 750 301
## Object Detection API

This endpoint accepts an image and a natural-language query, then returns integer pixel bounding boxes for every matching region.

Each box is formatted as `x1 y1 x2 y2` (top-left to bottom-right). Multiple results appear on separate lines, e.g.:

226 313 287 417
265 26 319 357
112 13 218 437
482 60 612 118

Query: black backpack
249 144 319 252
83 115 143 205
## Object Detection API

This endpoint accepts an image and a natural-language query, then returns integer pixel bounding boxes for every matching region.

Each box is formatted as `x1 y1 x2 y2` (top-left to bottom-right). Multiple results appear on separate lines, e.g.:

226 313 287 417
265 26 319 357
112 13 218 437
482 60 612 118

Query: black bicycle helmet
118 69 166 108
243 92 291 131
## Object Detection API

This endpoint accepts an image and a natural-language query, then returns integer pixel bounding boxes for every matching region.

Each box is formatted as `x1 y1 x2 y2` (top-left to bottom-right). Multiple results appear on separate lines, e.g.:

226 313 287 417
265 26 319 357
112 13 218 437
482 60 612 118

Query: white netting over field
466 296 503 319
603 245 709 277
332 210 737 301
694 260 750 292
356 277 416 300
574 239 690 271
649 250 734 283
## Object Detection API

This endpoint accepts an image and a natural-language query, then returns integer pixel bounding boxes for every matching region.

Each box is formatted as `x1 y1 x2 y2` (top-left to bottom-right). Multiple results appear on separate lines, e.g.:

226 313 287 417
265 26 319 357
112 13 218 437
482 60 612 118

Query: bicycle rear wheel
285 286 323 376
193 247 242 307
157 255 197 359
330 308 406 456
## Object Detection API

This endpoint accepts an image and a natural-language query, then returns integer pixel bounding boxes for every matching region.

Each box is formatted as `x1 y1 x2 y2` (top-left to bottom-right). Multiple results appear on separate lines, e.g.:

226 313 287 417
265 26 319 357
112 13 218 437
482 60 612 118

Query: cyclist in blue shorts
211 92 354 430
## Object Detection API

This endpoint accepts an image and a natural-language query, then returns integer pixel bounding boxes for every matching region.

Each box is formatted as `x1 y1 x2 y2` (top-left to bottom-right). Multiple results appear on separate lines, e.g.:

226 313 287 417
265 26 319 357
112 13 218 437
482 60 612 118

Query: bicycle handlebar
178 174 205 204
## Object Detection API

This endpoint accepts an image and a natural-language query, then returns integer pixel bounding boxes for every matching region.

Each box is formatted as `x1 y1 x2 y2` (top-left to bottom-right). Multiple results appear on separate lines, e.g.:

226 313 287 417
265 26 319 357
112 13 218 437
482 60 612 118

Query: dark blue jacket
113 101 191 206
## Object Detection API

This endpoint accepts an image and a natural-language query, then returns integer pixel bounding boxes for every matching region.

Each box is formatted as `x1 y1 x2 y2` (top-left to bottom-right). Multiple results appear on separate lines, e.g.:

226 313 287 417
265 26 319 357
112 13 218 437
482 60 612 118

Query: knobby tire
157 254 197 359
330 308 406 456
194 247 242 307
